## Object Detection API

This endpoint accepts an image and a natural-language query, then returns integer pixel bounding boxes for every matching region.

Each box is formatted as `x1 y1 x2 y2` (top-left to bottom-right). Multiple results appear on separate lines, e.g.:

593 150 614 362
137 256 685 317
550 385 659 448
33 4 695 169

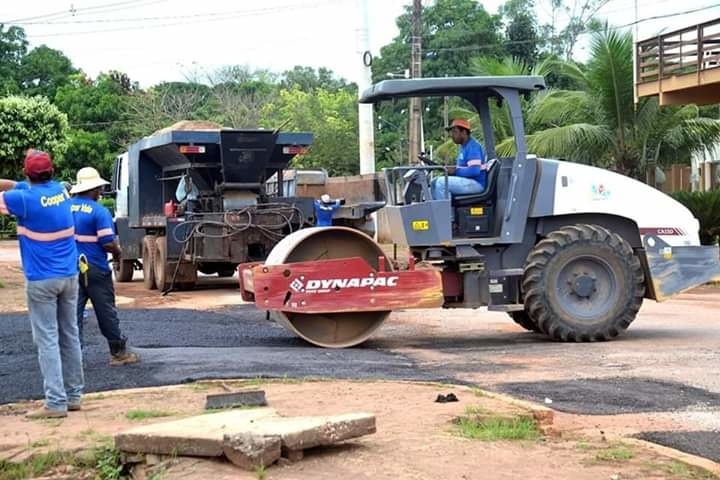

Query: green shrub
672 190 720 245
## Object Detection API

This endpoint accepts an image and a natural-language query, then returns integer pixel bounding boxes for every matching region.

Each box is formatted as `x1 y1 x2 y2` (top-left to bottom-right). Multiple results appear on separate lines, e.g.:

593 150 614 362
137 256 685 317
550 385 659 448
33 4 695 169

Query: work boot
110 350 140 366
25 407 67 419
68 401 82 411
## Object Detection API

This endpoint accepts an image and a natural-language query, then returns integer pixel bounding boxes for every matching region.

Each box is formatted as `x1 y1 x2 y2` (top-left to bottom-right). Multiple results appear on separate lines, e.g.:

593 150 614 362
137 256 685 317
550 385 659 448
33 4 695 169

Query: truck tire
522 224 644 342
114 259 134 283
154 236 197 291
142 235 157 290
507 311 543 333
217 267 237 278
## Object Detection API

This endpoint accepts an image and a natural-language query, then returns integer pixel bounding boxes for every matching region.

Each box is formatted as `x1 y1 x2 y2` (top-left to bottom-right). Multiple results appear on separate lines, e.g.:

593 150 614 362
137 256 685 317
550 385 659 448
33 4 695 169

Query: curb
621 436 720 476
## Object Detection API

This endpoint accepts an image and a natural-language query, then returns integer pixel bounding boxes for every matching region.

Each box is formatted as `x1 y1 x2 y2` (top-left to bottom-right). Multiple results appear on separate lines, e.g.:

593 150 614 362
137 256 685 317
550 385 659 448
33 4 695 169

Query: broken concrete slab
205 390 267 410
115 408 376 469
223 433 281 469
115 408 277 456
243 412 377 451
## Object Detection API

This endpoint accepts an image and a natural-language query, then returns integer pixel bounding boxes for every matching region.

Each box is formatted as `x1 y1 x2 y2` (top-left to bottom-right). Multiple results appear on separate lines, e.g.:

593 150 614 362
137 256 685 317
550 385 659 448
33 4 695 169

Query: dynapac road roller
238 76 720 348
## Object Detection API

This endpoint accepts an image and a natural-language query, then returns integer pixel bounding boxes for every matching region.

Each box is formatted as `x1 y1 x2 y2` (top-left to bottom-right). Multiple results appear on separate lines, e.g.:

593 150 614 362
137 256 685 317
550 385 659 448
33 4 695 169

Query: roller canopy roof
359 76 546 103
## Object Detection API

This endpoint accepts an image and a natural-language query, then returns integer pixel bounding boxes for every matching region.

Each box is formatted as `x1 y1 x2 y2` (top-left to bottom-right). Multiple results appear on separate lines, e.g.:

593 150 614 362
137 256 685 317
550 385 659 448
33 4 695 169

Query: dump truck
238 76 720 348
111 125 384 291
111 126 314 291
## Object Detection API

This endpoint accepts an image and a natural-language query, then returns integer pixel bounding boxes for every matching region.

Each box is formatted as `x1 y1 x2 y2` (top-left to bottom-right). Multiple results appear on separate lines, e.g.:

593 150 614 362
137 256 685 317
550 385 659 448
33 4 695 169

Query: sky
1 0 719 88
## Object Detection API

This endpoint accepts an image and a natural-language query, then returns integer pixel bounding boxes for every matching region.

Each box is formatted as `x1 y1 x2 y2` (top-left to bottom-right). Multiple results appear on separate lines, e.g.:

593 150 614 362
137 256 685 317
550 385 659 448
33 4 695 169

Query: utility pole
408 0 422 165
356 0 375 175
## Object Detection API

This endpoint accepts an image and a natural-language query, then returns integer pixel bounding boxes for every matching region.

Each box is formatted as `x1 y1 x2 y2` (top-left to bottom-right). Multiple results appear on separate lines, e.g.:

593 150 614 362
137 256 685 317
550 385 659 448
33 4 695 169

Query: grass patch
0 450 74 480
471 388 491 398
255 463 267 480
594 443 635 462
93 446 123 480
125 409 174 421
666 460 717 479
0 445 125 480
28 439 50 448
185 382 212 392
464 405 490 415
0 280 5 288
454 412 541 441
575 440 592 451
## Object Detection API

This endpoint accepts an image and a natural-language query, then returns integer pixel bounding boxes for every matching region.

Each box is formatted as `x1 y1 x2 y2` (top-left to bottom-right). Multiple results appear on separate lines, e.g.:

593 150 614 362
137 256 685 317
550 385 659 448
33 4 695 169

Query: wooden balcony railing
636 18 720 85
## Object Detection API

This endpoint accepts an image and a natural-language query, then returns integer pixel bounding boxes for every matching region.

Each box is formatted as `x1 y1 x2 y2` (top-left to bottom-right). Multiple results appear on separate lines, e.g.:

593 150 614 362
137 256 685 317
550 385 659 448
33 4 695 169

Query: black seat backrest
452 160 502 206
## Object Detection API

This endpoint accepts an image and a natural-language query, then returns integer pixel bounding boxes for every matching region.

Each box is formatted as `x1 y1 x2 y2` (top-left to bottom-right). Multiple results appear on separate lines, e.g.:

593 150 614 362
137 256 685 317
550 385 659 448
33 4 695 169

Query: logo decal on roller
289 276 400 293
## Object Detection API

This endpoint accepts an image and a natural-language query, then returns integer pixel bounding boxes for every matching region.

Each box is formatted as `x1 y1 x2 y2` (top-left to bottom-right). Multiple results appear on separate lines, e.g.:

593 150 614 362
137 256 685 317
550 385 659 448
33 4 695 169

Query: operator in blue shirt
0 149 84 419
431 118 489 200
71 167 139 366
314 193 344 227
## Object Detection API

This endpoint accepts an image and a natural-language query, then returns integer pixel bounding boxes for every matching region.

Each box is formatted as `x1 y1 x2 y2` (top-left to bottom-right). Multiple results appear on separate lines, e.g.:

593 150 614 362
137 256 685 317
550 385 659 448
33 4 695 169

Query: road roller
238 76 720 348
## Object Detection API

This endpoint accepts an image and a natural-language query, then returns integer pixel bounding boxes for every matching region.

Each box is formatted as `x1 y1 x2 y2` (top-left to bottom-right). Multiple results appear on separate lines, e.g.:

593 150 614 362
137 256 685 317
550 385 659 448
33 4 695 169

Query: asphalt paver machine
238 76 720 348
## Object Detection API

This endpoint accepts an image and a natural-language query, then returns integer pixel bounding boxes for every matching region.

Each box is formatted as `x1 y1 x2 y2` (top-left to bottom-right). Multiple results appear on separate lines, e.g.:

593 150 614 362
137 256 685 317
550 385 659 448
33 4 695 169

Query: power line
2 0 161 24
19 0 346 38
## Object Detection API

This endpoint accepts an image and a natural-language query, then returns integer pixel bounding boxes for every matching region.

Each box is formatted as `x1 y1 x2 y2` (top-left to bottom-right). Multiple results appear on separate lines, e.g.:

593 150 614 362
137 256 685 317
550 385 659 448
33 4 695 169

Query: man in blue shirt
314 193 344 227
0 149 84 419
70 167 139 366
431 118 489 200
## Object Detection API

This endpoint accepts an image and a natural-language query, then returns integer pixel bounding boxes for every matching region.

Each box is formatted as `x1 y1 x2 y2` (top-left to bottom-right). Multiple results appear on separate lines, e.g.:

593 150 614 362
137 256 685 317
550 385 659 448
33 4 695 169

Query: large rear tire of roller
522 224 645 342
265 227 391 348
507 311 543 333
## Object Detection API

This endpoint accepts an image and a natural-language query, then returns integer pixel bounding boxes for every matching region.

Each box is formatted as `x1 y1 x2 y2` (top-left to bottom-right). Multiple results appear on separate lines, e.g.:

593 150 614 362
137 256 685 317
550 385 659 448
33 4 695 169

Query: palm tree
450 29 720 179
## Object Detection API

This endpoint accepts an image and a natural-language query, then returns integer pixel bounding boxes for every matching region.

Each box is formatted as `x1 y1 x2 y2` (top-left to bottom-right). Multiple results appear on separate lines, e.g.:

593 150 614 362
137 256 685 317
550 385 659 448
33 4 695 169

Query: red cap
23 149 54 177
445 118 472 132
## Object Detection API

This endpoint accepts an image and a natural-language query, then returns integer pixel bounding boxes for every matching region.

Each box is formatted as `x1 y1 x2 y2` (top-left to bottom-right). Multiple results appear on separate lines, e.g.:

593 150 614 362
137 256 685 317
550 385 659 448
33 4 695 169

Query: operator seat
452 159 501 206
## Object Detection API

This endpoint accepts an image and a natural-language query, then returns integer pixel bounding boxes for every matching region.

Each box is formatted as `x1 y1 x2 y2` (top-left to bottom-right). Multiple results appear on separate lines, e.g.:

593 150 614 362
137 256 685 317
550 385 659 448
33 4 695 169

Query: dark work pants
77 265 127 355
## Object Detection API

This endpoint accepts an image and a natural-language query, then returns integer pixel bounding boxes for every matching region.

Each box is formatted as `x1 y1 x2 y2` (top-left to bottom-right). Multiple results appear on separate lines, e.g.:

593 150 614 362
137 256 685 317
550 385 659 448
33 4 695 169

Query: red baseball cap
445 118 472 132
23 149 54 177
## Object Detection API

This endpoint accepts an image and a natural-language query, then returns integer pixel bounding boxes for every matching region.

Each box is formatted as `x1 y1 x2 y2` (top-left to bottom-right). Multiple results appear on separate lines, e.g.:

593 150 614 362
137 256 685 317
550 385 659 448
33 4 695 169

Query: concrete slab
115 408 376 468
115 408 277 456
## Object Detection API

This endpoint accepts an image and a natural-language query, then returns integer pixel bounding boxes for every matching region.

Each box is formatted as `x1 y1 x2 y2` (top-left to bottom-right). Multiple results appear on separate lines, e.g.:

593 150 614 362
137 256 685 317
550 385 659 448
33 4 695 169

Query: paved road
0 305 448 404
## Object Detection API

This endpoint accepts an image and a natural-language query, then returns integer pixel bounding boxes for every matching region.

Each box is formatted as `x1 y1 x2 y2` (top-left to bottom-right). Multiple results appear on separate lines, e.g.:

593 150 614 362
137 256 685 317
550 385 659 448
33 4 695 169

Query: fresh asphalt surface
1 303 719 462
0 306 448 403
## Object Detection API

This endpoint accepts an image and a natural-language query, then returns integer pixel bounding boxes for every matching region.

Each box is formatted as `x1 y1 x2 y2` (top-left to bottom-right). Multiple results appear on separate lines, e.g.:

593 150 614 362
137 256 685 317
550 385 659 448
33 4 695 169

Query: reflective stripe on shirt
17 225 75 242
97 228 114 237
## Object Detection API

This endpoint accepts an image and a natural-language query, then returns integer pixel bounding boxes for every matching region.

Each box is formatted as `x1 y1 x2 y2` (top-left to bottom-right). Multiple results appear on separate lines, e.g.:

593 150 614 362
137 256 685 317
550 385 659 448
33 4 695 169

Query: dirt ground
1 380 716 480
1 240 719 479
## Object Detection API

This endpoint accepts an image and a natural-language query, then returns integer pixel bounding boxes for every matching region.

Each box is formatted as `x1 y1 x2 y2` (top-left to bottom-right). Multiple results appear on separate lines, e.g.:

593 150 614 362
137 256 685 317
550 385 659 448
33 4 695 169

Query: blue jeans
26 276 84 411
431 176 485 200
77 265 127 355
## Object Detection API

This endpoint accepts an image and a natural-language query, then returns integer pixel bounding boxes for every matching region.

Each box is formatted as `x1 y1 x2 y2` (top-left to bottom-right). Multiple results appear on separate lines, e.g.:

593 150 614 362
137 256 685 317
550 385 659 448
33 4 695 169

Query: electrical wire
2 0 164 24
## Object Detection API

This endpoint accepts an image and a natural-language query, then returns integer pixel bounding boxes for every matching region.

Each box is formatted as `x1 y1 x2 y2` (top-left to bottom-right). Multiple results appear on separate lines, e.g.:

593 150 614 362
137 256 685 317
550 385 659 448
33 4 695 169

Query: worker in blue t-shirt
0 149 84 419
314 194 344 227
431 118 489 200
70 167 139 366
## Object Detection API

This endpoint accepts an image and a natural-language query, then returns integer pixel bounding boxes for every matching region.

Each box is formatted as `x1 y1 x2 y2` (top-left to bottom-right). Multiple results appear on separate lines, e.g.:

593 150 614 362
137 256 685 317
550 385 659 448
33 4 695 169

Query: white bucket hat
70 167 110 194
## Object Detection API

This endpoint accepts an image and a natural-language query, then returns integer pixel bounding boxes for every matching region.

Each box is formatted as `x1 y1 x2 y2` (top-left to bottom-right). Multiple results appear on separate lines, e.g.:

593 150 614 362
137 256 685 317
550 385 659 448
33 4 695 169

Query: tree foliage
262 87 360 176
0 95 68 179
19 45 77 99
0 24 28 94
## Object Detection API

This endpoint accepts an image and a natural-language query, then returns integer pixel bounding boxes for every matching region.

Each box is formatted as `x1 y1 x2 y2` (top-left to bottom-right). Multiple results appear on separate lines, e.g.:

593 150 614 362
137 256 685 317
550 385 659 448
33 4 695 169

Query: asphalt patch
497 377 720 415
0 306 447 405
637 431 720 463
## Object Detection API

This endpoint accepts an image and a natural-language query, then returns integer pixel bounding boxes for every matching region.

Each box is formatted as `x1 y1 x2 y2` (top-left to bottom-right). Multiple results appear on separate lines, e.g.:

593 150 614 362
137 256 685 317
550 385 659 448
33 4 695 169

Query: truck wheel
142 235 157 290
507 311 543 333
154 236 197 291
114 259 134 283
522 224 644 342
217 267 236 278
